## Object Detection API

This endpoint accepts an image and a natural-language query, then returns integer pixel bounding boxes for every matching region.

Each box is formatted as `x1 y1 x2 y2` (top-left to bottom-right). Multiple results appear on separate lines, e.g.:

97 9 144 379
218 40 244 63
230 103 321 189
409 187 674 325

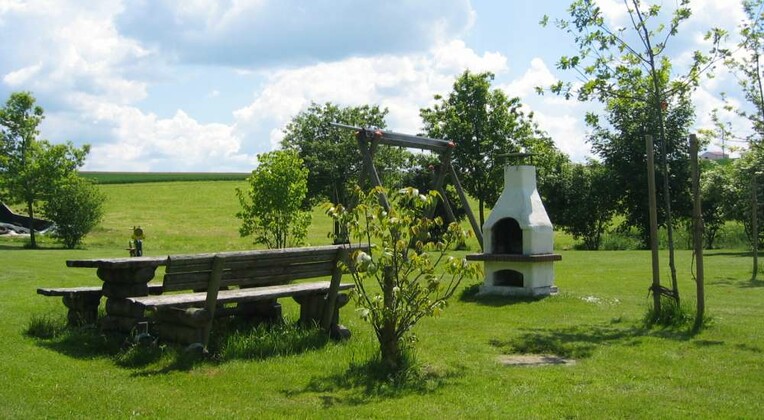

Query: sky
0 0 752 172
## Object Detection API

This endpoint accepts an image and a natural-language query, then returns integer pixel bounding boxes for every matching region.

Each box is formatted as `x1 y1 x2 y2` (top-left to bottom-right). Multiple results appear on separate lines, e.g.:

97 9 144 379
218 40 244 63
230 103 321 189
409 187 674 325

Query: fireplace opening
494 269 524 287
492 218 523 254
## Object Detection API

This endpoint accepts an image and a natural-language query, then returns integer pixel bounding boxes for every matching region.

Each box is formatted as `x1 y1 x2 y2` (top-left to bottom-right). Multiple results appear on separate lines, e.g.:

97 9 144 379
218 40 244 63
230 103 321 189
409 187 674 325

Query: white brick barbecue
467 165 561 296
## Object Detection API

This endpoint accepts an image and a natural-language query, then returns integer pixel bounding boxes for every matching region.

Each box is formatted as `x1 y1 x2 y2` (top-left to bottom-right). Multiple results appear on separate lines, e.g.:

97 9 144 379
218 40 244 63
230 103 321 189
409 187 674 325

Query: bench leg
237 300 282 324
293 293 351 339
61 293 101 326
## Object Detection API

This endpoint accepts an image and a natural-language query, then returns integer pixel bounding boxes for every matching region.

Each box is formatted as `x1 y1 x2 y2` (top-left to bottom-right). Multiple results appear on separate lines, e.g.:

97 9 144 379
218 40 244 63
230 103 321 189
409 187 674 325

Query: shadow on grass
704 251 754 258
458 283 548 307
742 278 764 288
286 357 466 407
26 314 334 375
709 276 764 288
490 318 707 360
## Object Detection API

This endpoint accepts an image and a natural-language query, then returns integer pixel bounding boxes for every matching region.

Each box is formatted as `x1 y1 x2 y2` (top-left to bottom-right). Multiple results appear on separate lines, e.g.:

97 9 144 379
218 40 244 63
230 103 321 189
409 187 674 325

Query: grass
2 180 763 417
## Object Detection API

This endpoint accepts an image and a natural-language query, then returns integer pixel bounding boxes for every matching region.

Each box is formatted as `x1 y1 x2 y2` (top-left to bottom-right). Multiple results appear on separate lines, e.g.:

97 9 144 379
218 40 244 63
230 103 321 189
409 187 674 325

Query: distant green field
81 171 250 184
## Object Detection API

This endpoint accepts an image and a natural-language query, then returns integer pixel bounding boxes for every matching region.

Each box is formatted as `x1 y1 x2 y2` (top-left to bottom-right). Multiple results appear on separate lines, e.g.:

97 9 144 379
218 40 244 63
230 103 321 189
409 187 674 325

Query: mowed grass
1 180 763 418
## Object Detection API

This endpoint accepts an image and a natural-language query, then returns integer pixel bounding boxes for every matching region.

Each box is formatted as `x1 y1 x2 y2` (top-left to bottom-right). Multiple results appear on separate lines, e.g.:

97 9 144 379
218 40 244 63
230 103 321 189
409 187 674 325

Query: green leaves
0 91 91 248
236 150 311 249
327 186 480 368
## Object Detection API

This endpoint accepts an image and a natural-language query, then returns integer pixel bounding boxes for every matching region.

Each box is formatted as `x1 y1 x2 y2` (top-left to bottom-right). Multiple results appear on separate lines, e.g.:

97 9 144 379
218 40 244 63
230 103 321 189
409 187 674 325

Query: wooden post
646 135 661 312
690 134 705 331
752 173 759 281
448 161 484 251
321 249 347 331
357 136 390 211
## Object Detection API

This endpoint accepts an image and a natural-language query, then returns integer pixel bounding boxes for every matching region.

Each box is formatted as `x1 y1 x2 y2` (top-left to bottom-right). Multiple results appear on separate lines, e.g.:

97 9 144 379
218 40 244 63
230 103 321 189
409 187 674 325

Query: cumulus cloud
116 0 475 67
233 40 509 151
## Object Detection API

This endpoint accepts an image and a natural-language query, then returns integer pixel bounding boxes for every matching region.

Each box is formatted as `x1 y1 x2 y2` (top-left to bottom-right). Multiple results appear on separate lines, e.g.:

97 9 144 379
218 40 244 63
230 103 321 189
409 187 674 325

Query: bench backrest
162 244 359 293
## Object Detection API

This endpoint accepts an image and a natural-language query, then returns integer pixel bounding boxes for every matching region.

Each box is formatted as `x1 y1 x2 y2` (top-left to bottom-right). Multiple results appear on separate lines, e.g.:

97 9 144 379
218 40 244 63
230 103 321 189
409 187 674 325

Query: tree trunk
378 266 402 372
690 134 705 332
478 199 485 228
26 199 37 249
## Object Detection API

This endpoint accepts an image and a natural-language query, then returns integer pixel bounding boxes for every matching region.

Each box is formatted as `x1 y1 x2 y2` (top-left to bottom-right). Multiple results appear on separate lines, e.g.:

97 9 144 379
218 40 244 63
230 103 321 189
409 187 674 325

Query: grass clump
643 295 695 329
25 314 68 339
218 320 330 360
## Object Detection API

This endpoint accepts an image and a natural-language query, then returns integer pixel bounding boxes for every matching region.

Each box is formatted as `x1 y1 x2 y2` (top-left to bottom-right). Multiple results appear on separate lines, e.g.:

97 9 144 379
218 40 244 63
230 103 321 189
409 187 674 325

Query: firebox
467 164 561 296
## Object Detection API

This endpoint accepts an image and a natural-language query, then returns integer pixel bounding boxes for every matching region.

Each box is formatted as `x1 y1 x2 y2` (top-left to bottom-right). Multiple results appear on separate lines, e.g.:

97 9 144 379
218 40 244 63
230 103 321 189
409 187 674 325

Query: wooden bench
37 284 163 326
125 244 363 350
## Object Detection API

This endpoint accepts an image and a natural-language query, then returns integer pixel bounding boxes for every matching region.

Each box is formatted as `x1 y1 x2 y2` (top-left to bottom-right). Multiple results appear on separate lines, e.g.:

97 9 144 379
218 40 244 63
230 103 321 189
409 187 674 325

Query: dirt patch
497 354 576 366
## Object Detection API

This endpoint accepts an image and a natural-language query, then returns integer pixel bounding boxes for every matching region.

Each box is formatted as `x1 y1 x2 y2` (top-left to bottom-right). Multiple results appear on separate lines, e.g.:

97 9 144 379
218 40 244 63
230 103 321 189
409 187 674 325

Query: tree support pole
690 134 705 332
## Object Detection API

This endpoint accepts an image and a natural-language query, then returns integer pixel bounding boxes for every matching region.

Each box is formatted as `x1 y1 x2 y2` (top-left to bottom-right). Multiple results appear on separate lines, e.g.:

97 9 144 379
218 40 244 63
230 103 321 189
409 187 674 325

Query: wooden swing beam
330 123 484 250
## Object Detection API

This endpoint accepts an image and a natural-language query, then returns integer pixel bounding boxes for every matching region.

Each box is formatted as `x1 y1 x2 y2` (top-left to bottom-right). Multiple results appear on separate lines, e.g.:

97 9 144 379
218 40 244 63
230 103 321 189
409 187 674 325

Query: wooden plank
37 283 163 296
66 256 167 269
37 286 102 296
162 260 338 291
129 282 354 308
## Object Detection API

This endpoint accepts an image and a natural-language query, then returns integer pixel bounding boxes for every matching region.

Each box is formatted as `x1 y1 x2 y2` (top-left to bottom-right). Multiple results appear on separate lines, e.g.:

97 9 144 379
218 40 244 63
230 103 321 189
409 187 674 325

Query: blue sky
0 0 748 172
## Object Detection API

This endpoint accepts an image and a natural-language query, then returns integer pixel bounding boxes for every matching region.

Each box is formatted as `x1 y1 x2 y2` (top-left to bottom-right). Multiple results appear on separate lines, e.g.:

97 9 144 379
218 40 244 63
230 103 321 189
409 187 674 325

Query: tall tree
420 70 561 227
586 72 695 248
0 92 89 248
281 102 408 209
543 0 726 308
725 0 764 280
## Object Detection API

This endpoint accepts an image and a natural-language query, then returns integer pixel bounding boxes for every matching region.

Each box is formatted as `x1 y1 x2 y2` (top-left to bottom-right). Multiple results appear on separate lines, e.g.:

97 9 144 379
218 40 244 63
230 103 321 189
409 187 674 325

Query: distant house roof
700 151 729 161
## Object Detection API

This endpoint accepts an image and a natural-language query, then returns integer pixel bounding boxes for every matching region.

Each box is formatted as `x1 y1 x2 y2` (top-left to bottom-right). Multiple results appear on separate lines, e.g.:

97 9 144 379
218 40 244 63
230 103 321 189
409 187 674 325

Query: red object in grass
448 141 456 148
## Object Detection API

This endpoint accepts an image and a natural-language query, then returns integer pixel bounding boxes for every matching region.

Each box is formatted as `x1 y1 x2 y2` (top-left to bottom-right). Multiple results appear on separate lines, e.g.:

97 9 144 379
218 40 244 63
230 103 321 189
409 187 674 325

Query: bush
43 176 105 249
326 186 481 372
236 150 311 249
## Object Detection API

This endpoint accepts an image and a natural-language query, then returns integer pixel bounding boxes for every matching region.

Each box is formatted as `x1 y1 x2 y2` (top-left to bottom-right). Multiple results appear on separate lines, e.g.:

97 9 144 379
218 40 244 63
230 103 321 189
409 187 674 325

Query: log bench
37 284 164 326
124 244 363 350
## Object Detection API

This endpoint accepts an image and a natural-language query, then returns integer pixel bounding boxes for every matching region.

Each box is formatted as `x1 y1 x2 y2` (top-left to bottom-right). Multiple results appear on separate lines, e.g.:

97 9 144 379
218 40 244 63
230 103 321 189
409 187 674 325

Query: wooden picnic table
66 256 168 330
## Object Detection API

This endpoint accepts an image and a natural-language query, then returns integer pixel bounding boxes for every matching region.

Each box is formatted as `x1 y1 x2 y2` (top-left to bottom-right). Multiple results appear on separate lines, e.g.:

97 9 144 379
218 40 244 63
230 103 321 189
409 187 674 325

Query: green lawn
1 180 762 418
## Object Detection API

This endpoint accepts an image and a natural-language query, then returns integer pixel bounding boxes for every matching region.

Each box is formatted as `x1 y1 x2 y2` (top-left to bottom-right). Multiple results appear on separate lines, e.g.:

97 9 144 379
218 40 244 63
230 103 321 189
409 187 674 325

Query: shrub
327 186 481 372
43 175 105 249
236 150 311 249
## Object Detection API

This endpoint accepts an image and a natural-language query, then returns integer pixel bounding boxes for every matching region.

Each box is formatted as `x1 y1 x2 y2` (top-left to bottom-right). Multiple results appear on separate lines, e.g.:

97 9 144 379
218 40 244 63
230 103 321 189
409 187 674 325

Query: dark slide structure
0 202 53 233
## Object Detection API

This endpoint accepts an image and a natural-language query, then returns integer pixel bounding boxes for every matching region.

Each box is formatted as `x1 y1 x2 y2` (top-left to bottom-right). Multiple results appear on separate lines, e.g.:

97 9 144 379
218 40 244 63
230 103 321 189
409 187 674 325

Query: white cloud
233 40 509 153
502 57 555 98
3 63 41 86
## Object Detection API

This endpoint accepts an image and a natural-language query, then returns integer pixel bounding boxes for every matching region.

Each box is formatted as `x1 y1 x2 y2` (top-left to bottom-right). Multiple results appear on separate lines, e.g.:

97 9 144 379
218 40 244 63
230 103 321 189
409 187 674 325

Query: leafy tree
326 186 480 372
586 73 695 248
0 92 89 248
281 102 408 208
723 0 764 279
543 0 726 309
546 160 618 250
236 150 311 249
420 71 562 227
698 161 734 249
42 175 105 249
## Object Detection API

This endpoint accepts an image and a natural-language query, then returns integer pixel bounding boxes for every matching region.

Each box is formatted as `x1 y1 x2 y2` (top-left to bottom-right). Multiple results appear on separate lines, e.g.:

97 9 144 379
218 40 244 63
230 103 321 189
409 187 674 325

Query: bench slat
162 260 338 292
164 249 343 273
129 281 354 308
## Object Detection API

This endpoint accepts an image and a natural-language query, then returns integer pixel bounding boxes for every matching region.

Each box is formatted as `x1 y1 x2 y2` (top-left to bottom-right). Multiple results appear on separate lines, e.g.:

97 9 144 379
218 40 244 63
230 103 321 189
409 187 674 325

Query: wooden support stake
321 248 348 331
690 134 705 330
357 136 390 211
448 160 483 250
